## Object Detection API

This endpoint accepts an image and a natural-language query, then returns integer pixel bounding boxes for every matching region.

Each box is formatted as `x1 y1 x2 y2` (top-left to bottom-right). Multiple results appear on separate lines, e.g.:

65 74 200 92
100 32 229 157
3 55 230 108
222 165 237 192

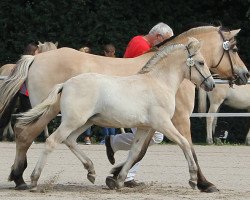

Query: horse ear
38 41 42 45
187 37 201 54
230 29 241 37
55 41 58 47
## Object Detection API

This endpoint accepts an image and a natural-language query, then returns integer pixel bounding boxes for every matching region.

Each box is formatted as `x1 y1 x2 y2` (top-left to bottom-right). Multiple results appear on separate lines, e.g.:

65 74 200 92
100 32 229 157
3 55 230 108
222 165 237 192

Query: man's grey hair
149 22 174 37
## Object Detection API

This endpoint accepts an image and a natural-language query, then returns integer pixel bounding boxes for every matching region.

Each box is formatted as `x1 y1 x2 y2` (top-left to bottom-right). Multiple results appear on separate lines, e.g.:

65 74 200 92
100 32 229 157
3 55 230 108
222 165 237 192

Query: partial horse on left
0 64 16 140
0 41 58 140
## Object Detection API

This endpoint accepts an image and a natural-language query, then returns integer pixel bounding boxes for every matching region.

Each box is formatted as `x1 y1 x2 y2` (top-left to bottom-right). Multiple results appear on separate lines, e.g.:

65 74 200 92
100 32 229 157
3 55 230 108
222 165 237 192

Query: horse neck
146 51 186 94
162 29 220 68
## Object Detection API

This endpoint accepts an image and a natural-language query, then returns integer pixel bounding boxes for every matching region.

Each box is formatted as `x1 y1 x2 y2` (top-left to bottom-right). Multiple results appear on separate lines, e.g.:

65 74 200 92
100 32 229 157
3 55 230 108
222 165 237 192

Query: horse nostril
246 72 250 78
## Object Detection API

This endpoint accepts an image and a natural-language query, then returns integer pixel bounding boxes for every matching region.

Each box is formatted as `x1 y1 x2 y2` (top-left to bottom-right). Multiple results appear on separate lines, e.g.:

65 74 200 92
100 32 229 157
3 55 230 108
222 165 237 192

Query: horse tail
0 93 19 129
0 55 35 118
16 83 64 127
198 88 207 113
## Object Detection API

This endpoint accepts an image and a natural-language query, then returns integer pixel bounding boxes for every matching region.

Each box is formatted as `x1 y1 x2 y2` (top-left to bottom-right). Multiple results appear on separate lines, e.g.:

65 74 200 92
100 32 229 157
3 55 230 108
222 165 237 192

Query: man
105 22 174 188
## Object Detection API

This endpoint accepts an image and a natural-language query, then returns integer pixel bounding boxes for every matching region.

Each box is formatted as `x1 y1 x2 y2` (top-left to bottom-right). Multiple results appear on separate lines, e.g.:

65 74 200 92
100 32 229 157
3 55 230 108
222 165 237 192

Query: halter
186 46 212 87
211 29 236 78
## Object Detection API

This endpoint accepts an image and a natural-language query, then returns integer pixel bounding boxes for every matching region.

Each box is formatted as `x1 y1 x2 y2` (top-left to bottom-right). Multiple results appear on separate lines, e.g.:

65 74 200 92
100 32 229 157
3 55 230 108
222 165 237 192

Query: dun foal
16 38 215 190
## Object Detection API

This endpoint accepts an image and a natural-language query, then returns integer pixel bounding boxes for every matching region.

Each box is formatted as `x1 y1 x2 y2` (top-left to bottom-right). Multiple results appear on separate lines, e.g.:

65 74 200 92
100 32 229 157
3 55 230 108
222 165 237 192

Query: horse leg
44 126 49 138
158 117 198 189
2 122 11 141
30 122 79 190
173 82 219 192
108 128 154 189
3 119 15 141
245 127 250 146
63 123 96 183
9 107 60 190
207 104 221 145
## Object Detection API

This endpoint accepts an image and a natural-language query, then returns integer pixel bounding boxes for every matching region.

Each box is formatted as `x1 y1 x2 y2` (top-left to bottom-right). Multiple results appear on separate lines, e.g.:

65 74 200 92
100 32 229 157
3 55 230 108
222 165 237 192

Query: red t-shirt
124 35 151 58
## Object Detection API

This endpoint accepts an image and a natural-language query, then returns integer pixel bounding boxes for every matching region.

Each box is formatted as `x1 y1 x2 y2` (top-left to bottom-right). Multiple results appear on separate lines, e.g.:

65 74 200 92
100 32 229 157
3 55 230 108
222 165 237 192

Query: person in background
105 22 174 188
23 43 39 56
103 43 116 57
79 46 92 145
99 43 117 144
79 46 91 53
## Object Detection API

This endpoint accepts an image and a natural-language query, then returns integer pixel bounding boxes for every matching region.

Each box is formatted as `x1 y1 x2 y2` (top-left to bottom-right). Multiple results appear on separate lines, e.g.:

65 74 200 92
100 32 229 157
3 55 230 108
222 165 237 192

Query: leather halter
210 29 236 77
186 46 212 87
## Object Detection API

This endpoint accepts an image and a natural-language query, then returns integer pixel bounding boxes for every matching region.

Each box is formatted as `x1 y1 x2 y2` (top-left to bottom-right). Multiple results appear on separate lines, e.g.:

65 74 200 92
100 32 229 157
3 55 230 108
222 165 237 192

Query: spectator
23 43 39 56
103 43 116 57
99 43 117 144
79 46 91 53
105 22 174 188
79 46 92 145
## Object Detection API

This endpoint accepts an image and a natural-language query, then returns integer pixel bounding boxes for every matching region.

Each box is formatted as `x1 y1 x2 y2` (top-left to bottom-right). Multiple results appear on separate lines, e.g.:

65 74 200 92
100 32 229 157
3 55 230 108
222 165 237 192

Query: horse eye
232 48 238 53
198 61 204 66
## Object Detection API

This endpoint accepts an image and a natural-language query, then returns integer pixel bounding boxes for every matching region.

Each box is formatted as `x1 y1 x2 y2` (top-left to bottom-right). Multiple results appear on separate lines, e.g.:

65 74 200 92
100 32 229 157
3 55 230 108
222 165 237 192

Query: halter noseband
186 46 212 87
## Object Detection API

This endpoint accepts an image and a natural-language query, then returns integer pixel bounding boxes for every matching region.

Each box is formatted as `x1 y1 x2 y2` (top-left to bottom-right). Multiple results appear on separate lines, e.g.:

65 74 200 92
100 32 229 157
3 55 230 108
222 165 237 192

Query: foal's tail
0 55 35 118
16 83 64 127
197 88 208 113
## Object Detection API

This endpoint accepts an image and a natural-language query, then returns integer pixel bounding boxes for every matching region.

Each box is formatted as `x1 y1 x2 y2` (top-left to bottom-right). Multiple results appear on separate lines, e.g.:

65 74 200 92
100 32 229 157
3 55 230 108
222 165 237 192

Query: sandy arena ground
0 142 249 200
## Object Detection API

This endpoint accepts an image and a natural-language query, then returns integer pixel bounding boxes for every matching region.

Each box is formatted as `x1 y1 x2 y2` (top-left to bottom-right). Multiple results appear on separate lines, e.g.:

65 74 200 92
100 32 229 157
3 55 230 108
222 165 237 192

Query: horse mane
138 44 184 74
156 22 229 48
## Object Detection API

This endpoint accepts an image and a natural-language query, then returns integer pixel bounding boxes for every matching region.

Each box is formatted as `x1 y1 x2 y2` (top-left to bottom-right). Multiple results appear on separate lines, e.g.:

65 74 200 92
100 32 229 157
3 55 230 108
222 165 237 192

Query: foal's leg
173 81 218 192
30 122 80 189
108 128 155 189
44 126 50 138
63 123 96 183
158 118 198 188
9 107 60 190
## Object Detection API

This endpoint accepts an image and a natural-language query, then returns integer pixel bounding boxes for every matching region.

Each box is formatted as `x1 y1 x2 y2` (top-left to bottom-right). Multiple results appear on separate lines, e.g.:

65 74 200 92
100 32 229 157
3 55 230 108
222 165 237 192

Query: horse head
185 37 215 92
37 41 58 53
210 27 249 85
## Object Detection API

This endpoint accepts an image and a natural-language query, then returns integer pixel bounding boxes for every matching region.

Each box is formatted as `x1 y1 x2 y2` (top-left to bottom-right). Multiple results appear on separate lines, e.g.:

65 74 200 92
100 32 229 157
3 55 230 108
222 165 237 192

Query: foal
16 38 215 189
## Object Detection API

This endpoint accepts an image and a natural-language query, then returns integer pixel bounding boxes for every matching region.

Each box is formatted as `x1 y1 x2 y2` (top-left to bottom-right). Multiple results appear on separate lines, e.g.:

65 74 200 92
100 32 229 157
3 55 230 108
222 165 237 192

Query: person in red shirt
105 22 174 188
124 22 173 58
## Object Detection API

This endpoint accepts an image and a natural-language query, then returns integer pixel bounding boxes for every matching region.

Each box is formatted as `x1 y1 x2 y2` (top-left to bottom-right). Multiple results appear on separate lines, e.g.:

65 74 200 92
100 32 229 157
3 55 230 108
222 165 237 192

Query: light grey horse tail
16 83 64 127
198 87 207 113
0 55 35 118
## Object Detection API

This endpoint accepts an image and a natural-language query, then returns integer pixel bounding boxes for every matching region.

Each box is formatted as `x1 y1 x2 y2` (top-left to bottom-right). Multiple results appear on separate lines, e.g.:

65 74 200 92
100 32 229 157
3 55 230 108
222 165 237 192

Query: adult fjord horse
16 38 215 189
198 83 250 145
1 25 248 192
0 42 58 140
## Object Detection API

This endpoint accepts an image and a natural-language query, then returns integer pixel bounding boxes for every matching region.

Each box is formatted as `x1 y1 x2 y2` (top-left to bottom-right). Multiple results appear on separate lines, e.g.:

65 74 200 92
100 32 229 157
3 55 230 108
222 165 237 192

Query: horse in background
198 82 250 145
15 38 215 190
0 64 16 140
3 25 248 192
0 41 58 140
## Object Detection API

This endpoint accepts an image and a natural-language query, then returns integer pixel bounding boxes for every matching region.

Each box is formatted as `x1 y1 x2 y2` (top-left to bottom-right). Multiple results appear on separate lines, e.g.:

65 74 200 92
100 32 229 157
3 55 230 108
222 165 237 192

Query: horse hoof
15 183 29 190
105 176 117 190
87 173 96 184
189 180 197 189
202 185 219 193
29 186 38 192
207 139 214 145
